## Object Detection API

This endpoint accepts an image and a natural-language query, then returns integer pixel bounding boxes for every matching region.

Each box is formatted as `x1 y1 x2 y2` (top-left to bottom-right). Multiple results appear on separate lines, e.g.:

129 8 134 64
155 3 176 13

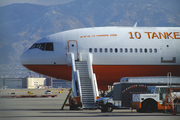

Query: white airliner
20 26 180 90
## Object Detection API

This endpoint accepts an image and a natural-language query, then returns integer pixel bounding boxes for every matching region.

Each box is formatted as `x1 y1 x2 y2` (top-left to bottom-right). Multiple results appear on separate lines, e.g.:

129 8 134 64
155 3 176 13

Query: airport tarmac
0 89 179 120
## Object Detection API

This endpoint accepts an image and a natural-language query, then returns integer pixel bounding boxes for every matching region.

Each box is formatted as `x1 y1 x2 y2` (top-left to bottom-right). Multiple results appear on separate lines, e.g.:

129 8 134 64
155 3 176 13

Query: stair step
79 75 89 77
81 87 93 89
76 62 87 63
82 101 94 102
81 89 93 91
80 79 91 81
80 78 91 80
81 83 91 85
81 91 93 94
82 98 94 100
82 100 95 103
80 82 91 84
81 81 90 83
81 82 92 84
82 87 93 91
82 95 94 97
81 92 94 94
81 95 94 97
76 65 87 67
82 99 95 101
78 72 88 75
82 92 93 94
82 103 95 105
82 96 94 98
81 86 92 87
81 80 91 82
82 97 94 99
81 92 93 94
76 67 87 69
81 86 92 88
81 84 92 86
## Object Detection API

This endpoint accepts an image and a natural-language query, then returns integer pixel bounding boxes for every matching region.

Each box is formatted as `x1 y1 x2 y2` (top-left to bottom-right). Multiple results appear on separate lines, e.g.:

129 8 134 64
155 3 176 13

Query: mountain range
0 0 180 78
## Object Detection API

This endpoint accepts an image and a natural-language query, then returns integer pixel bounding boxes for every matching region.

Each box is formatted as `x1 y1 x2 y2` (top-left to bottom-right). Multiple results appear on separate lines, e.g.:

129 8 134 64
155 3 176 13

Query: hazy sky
0 0 74 7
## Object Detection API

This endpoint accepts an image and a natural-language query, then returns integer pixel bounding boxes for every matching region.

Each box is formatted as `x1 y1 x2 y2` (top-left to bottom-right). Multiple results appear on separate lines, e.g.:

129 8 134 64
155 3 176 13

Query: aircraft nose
20 51 30 65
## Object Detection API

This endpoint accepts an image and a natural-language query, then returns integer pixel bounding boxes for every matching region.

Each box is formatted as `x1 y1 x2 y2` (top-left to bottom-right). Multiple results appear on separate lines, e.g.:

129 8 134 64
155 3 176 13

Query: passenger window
135 48 138 53
154 48 157 53
149 48 152 53
140 48 142 53
89 48 92 53
144 48 147 53
115 48 118 53
45 43 54 51
120 48 123 53
130 48 133 53
110 48 113 53
100 48 103 53
105 48 108 53
94 48 97 53
125 48 128 53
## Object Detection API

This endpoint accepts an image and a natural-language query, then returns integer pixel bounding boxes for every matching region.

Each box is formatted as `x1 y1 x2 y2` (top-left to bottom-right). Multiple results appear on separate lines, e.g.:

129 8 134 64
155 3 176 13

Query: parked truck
96 76 180 112
131 86 180 112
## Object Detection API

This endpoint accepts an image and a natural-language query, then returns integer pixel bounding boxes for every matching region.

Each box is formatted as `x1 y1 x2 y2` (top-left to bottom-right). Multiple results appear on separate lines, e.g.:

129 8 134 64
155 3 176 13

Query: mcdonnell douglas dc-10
20 26 180 90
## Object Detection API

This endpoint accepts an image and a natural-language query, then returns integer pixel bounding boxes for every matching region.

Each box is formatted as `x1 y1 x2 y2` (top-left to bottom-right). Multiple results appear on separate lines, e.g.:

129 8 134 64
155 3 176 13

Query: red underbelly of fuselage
23 64 180 90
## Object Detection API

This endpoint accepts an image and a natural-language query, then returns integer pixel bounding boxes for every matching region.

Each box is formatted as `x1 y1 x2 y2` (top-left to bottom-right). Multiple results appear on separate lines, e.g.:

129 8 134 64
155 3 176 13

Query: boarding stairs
67 53 99 109
75 61 95 108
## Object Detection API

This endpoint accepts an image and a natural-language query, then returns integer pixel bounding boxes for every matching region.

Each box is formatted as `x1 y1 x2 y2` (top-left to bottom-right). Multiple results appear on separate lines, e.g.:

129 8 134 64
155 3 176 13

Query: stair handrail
67 52 82 98
93 73 99 96
72 72 77 97
76 70 82 99
167 72 172 88
86 53 99 101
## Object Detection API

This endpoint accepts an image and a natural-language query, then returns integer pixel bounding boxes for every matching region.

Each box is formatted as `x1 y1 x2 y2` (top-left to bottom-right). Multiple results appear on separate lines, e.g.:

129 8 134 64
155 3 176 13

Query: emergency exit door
161 42 176 63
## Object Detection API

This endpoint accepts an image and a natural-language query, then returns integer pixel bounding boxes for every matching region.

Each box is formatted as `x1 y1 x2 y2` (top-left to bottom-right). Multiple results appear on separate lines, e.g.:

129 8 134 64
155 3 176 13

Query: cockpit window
39 43 45 50
29 42 54 51
30 44 38 49
45 43 54 51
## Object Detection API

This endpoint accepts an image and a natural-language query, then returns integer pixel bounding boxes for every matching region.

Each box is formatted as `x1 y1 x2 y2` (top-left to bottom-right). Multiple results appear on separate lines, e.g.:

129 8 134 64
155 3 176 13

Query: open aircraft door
68 40 78 60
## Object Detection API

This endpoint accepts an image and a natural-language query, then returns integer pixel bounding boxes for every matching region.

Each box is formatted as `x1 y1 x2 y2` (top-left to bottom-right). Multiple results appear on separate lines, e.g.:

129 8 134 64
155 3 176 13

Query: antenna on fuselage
133 22 137 27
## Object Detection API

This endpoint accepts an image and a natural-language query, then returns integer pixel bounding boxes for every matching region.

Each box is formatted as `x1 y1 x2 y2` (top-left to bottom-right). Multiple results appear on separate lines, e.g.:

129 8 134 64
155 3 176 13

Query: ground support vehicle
96 83 154 112
27 91 33 94
96 76 180 112
45 90 51 94
132 86 180 113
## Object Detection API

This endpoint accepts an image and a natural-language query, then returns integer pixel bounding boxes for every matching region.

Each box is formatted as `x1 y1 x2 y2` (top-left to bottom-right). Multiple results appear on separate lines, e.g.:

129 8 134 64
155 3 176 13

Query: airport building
22 78 52 89
0 77 71 89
